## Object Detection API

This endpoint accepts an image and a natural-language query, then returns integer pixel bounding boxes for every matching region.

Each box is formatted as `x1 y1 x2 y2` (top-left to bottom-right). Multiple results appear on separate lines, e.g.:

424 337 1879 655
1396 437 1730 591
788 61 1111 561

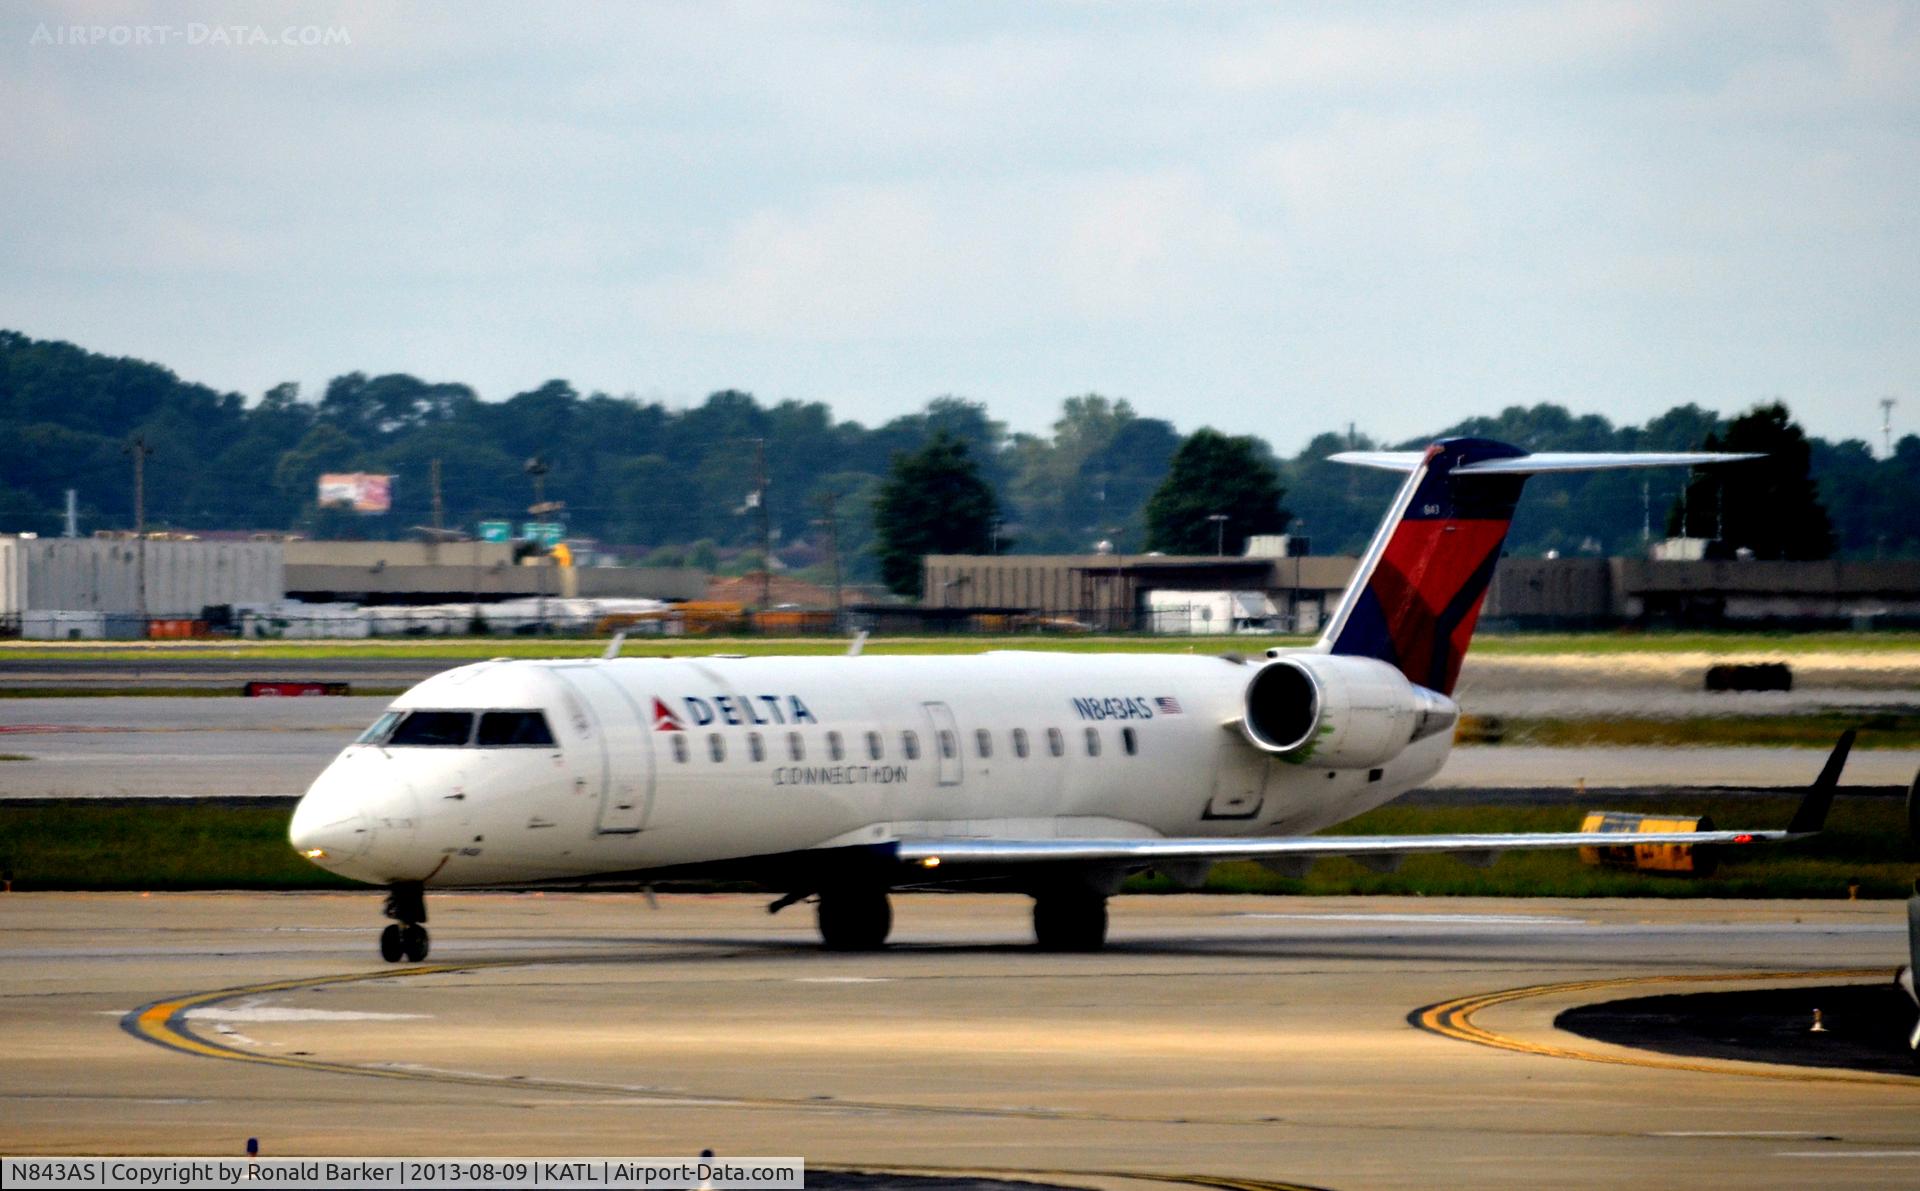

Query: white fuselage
290 651 1455 887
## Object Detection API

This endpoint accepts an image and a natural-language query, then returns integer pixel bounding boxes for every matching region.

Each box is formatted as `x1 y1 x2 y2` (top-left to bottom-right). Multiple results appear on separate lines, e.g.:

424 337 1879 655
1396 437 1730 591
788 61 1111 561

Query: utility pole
63 489 77 538
524 456 550 634
1641 478 1651 544
1882 397 1898 459
427 457 445 564
125 436 152 630
813 488 843 631
746 438 771 611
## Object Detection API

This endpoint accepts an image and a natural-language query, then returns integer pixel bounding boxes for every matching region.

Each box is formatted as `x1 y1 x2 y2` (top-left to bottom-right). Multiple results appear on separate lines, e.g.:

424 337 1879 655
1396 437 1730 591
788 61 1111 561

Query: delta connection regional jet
291 437 1832 962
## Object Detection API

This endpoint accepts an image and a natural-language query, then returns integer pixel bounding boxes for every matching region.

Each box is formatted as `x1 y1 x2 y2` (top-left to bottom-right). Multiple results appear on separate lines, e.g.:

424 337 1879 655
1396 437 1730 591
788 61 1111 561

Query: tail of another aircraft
1317 438 1757 696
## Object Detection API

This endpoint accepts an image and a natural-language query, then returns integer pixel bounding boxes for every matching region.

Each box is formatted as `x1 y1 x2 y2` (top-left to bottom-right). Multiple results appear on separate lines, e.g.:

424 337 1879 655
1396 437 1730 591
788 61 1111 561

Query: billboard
317 473 393 514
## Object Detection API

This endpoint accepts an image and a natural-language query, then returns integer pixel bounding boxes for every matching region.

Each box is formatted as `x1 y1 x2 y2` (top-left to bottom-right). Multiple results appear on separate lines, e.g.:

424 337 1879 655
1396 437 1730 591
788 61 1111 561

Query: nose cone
289 768 374 868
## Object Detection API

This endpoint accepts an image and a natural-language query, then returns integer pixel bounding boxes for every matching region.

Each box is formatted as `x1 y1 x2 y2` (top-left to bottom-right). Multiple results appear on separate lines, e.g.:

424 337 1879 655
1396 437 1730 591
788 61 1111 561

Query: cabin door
551 666 654 834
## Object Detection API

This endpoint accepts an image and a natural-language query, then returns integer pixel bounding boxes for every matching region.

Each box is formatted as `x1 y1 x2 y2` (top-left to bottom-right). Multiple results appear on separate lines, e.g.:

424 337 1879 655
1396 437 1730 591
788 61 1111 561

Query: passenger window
1122 727 1138 756
938 730 956 759
827 731 845 761
787 731 804 761
1012 728 1029 758
1084 727 1101 757
356 711 400 745
748 732 765 762
671 735 689 763
386 710 474 747
708 733 726 762
866 730 883 761
476 710 556 747
1047 727 1064 757
975 728 992 759
902 731 921 760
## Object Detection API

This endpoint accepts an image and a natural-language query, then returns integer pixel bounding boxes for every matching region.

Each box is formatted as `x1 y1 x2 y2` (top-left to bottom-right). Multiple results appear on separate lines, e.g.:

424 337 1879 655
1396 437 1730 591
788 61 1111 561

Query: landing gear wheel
380 881 430 963
816 886 892 951
400 923 430 963
1033 892 1108 952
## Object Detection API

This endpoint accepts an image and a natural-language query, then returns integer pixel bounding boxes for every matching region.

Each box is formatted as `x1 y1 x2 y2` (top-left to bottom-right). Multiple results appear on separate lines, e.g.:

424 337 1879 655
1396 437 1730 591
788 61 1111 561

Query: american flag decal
1154 696 1182 715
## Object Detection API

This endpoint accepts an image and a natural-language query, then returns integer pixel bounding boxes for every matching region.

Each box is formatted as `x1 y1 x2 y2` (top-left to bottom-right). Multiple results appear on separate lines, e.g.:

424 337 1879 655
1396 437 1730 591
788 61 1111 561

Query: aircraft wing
895 827 1791 867
897 730 1852 870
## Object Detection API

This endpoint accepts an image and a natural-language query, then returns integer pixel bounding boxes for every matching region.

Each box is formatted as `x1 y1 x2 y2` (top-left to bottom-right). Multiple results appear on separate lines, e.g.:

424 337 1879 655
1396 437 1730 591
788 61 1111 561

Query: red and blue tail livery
1320 438 1758 696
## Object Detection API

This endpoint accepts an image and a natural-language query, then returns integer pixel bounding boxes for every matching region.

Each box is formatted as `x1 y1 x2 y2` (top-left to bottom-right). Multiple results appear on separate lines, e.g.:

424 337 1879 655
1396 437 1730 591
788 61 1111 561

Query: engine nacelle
1239 654 1458 769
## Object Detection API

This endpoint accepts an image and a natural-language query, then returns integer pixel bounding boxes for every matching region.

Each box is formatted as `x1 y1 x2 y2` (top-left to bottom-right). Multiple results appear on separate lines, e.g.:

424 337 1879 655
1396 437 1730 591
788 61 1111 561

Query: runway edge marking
1408 968 1920 1087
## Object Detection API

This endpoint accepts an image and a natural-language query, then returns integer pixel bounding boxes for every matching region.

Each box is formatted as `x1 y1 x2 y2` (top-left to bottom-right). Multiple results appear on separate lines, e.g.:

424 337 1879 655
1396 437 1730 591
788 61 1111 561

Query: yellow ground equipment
1578 811 1718 875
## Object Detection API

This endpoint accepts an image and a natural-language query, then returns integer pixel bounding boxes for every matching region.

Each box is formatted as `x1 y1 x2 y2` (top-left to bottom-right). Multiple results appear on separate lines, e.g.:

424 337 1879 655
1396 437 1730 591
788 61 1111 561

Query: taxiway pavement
1 892 1914 1189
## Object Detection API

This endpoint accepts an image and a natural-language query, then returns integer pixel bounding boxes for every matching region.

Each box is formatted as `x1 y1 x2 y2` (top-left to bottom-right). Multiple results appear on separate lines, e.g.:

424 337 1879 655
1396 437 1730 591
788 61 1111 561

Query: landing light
921 857 941 869
301 848 328 860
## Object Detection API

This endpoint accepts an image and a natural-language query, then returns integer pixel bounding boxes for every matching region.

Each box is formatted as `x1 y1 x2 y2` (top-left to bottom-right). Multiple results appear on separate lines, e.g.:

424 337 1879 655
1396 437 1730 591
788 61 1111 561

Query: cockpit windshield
477 710 557 746
355 711 401 745
386 711 475 747
357 709 556 748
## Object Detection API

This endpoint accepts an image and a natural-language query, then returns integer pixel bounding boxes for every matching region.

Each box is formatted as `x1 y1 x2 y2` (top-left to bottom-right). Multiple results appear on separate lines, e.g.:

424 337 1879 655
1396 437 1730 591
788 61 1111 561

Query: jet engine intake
1239 654 1458 769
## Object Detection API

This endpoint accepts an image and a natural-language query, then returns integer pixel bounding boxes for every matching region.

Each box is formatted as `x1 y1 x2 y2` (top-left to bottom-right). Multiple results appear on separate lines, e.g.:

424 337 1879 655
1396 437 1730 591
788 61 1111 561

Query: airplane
291 436 1834 963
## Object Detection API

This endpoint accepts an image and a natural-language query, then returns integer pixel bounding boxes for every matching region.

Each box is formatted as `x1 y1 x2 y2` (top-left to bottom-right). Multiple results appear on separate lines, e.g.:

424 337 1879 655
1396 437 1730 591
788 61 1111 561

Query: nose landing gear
380 880 429 963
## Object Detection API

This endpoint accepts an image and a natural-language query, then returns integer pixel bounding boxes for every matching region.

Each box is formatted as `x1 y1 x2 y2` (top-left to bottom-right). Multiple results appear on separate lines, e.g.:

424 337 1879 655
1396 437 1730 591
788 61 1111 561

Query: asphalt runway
1 893 1915 1189
6 694 1920 798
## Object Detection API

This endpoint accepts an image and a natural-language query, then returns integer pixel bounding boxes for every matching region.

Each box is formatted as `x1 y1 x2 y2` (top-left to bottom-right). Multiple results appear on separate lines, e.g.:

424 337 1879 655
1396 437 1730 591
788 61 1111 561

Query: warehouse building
923 550 1920 631
0 536 281 636
0 535 708 638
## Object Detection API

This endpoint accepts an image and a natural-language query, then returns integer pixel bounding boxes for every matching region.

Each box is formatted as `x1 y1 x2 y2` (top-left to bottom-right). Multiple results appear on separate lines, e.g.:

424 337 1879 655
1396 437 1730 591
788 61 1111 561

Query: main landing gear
380 880 429 963
1032 889 1108 952
815 885 892 951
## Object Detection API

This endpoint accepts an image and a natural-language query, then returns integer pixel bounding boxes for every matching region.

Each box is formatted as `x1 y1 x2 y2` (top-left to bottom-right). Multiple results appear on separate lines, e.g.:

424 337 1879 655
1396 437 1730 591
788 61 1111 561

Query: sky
2 1 1916 454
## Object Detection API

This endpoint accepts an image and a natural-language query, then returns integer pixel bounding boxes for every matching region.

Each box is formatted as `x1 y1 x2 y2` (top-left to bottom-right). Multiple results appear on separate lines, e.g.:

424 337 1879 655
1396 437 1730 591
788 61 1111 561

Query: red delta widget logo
652 694 817 731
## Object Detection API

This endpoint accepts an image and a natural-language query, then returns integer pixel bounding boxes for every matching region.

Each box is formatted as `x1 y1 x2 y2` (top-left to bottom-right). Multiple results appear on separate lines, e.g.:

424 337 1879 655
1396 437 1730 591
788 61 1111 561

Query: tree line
0 329 1894 596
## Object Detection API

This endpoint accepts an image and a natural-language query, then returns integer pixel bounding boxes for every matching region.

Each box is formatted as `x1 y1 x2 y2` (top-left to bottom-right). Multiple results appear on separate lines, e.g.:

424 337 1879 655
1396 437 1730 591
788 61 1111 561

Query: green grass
1465 712 1920 750
1466 630 1920 655
0 802 355 892
4 628 1920 663
2 795 1911 896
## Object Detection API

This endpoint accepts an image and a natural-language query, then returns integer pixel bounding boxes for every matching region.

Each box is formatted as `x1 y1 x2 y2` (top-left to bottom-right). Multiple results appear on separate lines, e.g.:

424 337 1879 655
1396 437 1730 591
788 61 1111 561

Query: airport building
0 535 707 638
922 549 1920 631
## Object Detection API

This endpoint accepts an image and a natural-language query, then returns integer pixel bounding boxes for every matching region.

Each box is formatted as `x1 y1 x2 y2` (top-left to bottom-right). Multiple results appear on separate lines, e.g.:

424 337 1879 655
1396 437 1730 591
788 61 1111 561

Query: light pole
524 456 550 634
1206 513 1229 557
125 436 153 632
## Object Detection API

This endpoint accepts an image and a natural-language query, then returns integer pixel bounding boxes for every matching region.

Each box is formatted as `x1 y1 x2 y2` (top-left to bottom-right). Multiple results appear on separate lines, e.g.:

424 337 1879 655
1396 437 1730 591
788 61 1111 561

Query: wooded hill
2 329 1907 580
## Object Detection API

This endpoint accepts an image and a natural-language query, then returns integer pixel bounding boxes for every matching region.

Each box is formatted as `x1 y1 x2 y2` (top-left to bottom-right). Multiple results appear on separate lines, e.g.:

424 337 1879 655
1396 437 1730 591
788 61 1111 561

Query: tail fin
1318 439 1758 696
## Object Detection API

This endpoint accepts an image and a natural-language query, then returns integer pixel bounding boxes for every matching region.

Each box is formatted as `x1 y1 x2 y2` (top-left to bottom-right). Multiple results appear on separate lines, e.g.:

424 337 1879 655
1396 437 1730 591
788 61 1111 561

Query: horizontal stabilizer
1330 449 1761 475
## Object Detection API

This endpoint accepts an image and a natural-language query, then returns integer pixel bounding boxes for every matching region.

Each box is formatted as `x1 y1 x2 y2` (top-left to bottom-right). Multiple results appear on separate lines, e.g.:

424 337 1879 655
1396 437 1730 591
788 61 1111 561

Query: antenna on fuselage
846 630 868 657
602 631 628 661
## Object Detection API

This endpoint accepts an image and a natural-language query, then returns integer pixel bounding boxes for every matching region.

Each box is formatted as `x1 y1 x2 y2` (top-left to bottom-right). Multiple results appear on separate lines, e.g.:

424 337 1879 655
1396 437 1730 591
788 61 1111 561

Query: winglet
847 630 869 658
1786 729 1855 835
601 630 628 661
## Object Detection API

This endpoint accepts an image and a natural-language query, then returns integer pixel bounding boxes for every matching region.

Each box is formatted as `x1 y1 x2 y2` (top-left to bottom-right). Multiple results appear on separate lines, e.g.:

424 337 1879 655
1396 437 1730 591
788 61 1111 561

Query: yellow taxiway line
122 960 1315 1128
1411 968 1920 1087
